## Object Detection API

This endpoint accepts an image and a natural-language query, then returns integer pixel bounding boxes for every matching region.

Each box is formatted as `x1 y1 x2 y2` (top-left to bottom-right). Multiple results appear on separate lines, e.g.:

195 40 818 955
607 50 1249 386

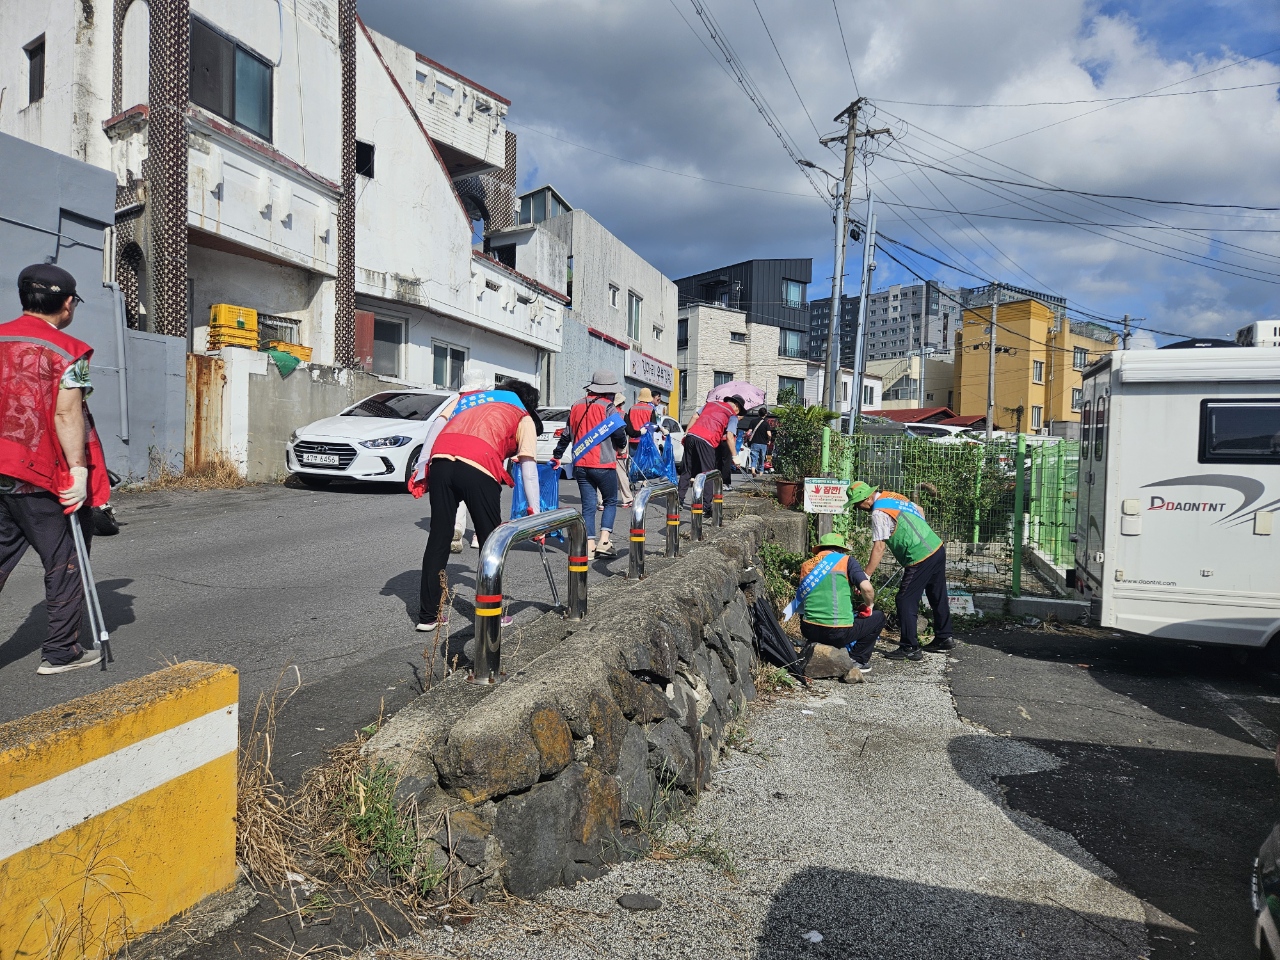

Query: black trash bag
749 595 806 681
92 504 120 536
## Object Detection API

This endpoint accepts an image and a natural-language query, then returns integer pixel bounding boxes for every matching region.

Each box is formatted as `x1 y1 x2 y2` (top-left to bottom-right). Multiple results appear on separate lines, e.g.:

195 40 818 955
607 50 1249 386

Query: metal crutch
69 513 112 668
537 538 562 610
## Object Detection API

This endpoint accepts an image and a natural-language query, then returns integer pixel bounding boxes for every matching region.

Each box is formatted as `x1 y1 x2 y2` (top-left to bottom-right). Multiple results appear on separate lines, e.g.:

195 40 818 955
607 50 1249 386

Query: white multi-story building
0 0 562 401
488 185 677 407
862 281 962 361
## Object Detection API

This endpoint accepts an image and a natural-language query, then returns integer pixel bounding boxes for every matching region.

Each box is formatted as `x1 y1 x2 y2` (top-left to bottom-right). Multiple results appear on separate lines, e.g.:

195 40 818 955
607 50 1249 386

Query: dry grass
236 667 304 886
134 451 247 492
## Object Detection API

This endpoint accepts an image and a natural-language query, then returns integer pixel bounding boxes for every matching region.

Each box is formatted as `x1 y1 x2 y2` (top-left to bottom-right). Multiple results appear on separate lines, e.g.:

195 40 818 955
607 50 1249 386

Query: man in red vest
0 264 112 674
678 393 743 505
625 387 658 452
410 372 543 631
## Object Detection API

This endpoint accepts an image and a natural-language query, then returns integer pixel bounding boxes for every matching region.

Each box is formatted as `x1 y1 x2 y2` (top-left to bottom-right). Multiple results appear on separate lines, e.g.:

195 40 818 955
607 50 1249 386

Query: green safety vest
799 550 855 627
874 492 942 567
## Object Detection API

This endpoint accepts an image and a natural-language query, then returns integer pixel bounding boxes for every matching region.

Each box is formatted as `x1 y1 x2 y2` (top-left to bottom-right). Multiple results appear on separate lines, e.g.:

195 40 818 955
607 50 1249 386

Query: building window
189 17 273 141
627 291 642 341
609 284 619 308
25 36 44 105
258 314 299 345
432 341 466 389
1073 346 1088 370
677 318 688 349
782 279 804 308
779 376 805 402
863 385 874 406
780 329 805 358
679 369 688 403
652 325 662 341
1032 360 1044 383
730 332 746 344
1199 400 1280 465
355 141 375 178
713 371 734 388
1031 405 1043 430
369 318 404 377
435 79 454 99
1071 387 1083 411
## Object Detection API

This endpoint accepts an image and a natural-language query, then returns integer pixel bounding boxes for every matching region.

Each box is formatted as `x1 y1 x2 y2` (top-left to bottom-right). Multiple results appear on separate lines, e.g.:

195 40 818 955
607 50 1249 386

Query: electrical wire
751 0 822 140
877 80 1280 109
830 0 860 96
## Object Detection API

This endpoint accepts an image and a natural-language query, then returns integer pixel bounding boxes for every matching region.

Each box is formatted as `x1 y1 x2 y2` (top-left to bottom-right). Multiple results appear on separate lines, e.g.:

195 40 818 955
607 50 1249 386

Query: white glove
59 466 88 512
520 460 541 515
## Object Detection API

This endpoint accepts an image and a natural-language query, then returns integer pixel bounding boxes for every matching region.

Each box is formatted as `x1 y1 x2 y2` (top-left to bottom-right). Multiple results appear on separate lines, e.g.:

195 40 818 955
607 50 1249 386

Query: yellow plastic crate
209 303 258 333
265 340 312 362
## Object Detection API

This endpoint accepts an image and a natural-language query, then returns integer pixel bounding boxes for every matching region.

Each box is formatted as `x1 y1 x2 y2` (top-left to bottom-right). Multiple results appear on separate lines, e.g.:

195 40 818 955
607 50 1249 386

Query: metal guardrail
627 479 680 579
470 506 587 685
690 471 724 541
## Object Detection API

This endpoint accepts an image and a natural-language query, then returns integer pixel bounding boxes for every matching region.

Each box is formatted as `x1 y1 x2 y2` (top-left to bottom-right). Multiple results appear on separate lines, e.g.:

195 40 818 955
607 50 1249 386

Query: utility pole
1121 314 1131 350
816 100 891 418
821 100 860 415
850 206 877 432
986 283 1000 441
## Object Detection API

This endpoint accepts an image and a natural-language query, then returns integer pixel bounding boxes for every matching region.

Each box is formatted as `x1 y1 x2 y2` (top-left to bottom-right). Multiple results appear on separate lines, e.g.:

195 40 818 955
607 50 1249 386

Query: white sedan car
286 389 457 487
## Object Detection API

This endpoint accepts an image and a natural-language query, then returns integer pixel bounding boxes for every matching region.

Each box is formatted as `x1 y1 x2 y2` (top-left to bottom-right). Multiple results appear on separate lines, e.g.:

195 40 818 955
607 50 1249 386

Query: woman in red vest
411 372 543 631
551 370 628 560
0 264 111 675
678 393 743 506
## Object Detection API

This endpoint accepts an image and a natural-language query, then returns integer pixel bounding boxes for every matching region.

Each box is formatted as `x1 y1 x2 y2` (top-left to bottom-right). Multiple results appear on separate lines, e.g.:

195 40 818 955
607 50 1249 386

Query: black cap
18 263 78 300
724 395 746 413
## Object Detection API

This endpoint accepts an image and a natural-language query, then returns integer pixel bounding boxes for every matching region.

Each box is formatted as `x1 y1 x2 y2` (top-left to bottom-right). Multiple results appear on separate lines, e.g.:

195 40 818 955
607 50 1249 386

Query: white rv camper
1074 346 1280 650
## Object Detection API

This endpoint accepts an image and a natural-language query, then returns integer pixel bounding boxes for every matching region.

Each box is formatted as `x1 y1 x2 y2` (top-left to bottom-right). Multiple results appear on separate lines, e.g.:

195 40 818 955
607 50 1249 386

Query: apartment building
807 294 860 366
861 281 962 361
486 185 677 406
954 297 1117 433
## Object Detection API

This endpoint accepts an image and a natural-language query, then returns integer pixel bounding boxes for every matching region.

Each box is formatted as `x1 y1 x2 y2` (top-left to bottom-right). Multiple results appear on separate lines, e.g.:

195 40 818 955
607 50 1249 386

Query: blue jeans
749 443 768 470
574 466 618 539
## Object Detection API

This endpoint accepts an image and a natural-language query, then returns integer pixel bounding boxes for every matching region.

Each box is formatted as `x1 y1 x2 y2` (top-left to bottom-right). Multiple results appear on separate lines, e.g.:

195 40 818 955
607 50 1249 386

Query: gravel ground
379 651 1151 959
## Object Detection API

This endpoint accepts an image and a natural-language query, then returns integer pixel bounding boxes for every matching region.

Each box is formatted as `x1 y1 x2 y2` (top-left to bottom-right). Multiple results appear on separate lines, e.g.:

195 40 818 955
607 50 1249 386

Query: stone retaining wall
365 506 803 898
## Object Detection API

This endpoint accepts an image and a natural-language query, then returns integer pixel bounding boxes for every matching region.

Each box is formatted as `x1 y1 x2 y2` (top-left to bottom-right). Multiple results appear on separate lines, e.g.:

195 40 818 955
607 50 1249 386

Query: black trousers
0 492 93 665
420 459 503 623
801 610 885 666
896 546 951 649
678 435 717 504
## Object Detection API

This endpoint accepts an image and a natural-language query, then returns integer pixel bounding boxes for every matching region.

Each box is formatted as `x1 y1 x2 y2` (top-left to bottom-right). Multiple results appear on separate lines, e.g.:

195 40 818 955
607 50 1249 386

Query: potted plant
770 389 838 507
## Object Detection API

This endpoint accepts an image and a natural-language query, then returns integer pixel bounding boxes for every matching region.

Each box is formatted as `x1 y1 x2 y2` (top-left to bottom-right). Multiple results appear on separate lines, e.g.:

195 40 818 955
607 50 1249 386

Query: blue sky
363 0 1280 341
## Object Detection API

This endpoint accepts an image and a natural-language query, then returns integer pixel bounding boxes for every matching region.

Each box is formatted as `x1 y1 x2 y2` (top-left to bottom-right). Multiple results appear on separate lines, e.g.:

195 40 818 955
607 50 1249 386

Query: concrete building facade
495 186 677 407
866 356 958 411
955 297 1117 433
676 304 811 415
861 281 962 361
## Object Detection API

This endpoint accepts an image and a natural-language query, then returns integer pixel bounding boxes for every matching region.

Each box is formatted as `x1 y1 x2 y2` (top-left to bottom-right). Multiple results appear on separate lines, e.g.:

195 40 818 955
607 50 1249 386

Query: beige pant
615 460 634 503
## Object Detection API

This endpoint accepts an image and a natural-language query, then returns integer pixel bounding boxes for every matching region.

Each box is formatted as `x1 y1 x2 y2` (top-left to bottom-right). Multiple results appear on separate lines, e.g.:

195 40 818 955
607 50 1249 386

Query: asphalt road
0 477 675 786
951 625 1280 960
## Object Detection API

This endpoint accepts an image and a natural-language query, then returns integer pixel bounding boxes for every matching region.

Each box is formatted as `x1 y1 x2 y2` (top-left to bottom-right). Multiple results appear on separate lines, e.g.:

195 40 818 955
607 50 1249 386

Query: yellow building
955 298 1117 432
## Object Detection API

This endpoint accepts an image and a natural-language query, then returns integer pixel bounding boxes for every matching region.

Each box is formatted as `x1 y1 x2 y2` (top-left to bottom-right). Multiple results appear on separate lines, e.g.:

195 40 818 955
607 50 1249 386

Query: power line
872 198 1280 232
877 80 1280 109
750 0 822 139
830 0 860 96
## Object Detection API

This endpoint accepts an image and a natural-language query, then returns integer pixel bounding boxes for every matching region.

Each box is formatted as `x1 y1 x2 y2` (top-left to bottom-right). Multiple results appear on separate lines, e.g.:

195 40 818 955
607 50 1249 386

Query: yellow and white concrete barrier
0 662 239 959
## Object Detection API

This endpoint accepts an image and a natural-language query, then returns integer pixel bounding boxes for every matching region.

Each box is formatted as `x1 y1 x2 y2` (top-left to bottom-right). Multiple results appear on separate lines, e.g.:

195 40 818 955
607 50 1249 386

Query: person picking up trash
849 481 953 661
550 370 628 560
678 393 743 505
410 371 543 631
784 532 884 676
0 264 112 675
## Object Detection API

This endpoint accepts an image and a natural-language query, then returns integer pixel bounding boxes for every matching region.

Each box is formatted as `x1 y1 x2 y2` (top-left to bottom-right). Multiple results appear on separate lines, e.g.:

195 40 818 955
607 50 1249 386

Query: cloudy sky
360 0 1280 341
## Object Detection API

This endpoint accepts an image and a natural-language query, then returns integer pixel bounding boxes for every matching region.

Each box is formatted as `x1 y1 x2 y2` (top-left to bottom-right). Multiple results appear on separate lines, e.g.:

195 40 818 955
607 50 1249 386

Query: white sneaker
416 612 449 631
450 534 464 554
595 540 616 557
470 535 479 548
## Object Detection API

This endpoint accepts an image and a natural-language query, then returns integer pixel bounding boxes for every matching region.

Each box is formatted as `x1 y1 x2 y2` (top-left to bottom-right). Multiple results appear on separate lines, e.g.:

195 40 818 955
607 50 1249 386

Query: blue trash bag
629 428 665 483
511 461 565 541
660 430 678 484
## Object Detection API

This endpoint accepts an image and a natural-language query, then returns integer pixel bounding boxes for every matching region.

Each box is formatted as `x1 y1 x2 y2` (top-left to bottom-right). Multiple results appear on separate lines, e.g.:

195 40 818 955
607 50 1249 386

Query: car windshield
343 392 446 421
537 407 571 423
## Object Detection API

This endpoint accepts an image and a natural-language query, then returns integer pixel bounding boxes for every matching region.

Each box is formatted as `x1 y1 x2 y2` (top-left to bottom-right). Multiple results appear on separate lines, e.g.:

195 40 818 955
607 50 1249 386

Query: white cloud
360 0 1280 338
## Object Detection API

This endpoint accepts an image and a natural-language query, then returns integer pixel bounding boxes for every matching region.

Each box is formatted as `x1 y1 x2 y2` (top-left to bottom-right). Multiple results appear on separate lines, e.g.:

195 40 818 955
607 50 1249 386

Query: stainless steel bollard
690 471 724 541
470 506 588 685
627 479 680 580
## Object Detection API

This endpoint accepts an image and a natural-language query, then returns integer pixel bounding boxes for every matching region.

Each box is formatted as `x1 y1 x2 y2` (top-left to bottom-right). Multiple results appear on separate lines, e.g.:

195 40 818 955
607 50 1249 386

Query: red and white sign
803 479 850 514
625 349 675 392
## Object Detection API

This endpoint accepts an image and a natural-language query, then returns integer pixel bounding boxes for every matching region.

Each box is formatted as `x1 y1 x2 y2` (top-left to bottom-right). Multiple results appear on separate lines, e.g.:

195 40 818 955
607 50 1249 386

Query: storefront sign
625 349 675 392
803 479 850 514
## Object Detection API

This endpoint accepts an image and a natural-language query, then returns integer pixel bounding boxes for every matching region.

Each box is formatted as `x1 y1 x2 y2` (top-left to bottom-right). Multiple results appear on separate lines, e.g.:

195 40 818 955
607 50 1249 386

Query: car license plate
301 453 340 466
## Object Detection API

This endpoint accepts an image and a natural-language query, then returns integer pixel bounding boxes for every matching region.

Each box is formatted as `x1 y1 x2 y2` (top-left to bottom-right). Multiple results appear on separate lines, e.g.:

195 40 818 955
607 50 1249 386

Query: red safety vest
627 401 655 447
0 314 110 504
432 393 528 486
568 396 619 469
688 400 734 447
